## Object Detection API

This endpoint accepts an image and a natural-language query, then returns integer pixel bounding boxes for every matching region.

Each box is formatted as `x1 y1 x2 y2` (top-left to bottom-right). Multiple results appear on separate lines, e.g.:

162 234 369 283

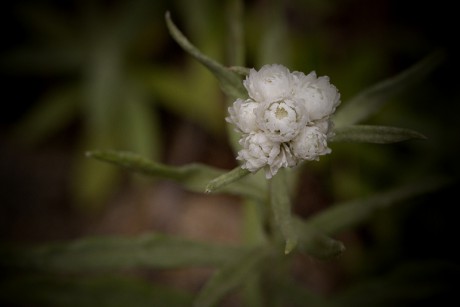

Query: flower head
292 71 340 121
226 98 258 133
255 99 308 143
229 64 340 178
244 64 292 102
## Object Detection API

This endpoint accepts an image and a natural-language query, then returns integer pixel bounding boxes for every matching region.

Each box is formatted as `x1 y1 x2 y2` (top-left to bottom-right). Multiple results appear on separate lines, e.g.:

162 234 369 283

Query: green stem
269 169 298 254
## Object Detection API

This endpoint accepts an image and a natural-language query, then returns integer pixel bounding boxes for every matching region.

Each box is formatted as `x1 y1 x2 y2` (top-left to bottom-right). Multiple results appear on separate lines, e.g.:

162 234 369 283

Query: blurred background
0 0 458 305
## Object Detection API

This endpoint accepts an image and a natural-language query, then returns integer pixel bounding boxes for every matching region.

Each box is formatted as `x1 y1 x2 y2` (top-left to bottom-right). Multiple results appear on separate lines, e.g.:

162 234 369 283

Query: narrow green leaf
0 275 193 307
165 12 247 99
306 178 450 236
294 218 345 259
225 0 245 67
194 247 270 307
11 86 80 145
331 261 460 306
331 125 427 144
334 52 443 127
205 166 250 193
86 150 264 200
117 80 162 160
0 234 249 272
229 66 250 75
270 170 298 254
148 67 225 135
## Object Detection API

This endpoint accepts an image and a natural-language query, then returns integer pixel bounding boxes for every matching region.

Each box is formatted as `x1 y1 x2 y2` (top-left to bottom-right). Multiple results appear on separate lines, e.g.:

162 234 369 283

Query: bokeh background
1 0 459 306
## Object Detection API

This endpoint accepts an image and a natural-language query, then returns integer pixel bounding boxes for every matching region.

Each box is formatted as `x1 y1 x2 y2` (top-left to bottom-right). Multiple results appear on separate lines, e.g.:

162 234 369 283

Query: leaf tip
284 239 298 255
204 187 212 194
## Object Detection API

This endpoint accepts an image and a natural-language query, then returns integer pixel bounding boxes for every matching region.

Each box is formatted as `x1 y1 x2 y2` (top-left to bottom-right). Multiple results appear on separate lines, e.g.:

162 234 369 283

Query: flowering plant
1 4 448 307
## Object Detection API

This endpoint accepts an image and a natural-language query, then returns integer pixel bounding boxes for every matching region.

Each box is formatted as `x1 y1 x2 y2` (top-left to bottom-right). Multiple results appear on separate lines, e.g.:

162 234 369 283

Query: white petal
293 71 341 121
226 98 258 133
255 98 308 143
290 126 331 160
244 64 293 102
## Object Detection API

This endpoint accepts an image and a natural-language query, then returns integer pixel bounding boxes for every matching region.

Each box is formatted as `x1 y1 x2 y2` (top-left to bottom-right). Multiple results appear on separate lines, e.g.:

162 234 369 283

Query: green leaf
165 12 247 99
334 52 443 127
0 275 193 307
229 66 250 75
205 166 250 193
11 86 80 145
147 67 225 135
331 261 460 306
331 125 426 144
270 170 298 254
306 178 449 236
86 150 264 200
194 246 270 307
294 218 345 259
0 233 249 272
225 0 245 67
117 79 162 160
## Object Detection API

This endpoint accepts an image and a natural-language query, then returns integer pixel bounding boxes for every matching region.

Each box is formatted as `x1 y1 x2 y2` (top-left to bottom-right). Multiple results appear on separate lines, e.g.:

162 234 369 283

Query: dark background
1 0 459 305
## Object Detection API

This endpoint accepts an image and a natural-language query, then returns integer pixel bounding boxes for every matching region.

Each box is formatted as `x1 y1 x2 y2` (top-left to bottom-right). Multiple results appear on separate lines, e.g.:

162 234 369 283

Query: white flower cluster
227 64 340 179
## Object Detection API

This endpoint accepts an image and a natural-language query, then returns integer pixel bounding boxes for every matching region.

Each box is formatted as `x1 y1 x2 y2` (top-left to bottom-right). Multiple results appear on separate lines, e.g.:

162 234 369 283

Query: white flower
292 71 340 121
255 98 308 142
290 126 331 160
237 133 297 179
226 98 258 133
237 132 280 173
243 64 292 102
228 64 340 178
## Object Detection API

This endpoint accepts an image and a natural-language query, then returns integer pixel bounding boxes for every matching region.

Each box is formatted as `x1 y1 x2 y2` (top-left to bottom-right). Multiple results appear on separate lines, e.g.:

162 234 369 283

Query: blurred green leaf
165 12 247 100
225 0 245 67
331 125 426 144
205 166 250 193
294 218 345 259
334 52 443 127
194 246 270 307
306 178 449 236
229 66 250 75
0 234 249 272
5 0 164 209
87 150 265 200
0 275 192 307
148 67 224 135
117 80 162 159
270 170 298 254
256 0 291 66
11 86 80 145
330 261 460 306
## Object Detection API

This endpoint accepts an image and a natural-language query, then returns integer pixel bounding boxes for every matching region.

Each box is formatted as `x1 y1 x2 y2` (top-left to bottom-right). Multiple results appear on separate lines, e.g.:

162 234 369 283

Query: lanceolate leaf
205 166 250 193
0 233 249 272
165 12 247 99
305 178 449 236
334 52 443 127
0 275 192 307
86 150 264 200
294 218 345 259
11 86 80 145
194 247 270 307
331 125 426 144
